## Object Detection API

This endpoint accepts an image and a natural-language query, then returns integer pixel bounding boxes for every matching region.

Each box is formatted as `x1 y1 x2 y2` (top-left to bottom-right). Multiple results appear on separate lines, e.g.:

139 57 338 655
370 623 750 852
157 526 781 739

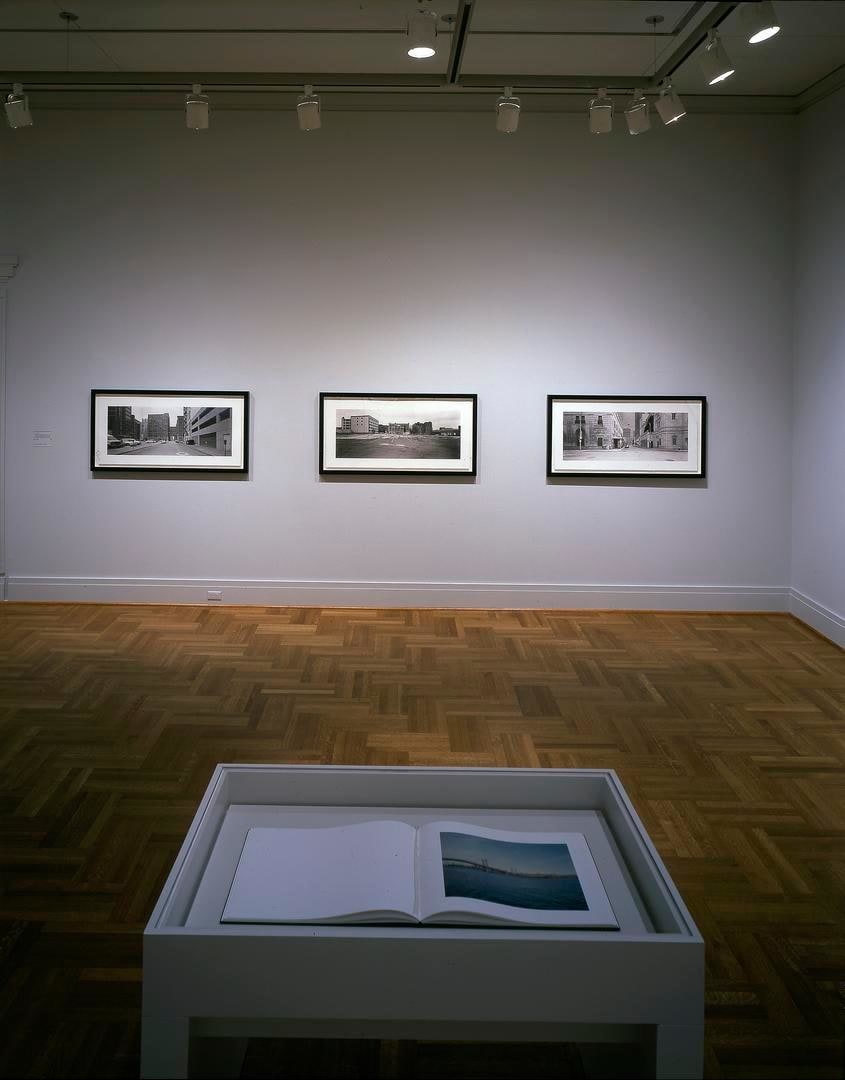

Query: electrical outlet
207 589 223 602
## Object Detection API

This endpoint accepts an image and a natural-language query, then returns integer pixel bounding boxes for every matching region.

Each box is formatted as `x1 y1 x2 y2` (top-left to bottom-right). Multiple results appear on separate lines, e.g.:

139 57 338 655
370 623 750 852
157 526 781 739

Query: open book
221 820 618 929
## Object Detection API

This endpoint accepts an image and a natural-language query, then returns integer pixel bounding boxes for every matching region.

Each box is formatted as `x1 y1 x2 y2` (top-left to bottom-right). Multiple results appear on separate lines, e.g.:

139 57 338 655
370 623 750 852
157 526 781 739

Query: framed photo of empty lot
547 396 706 478
319 393 477 476
91 390 249 473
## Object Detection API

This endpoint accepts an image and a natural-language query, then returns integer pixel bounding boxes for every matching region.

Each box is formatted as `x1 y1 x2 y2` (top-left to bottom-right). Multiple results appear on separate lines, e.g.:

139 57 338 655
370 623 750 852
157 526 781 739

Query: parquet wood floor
0 603 843 1079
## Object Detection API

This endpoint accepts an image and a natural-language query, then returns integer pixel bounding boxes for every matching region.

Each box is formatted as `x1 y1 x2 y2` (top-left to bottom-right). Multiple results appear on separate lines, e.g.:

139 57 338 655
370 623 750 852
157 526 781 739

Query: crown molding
796 63 845 113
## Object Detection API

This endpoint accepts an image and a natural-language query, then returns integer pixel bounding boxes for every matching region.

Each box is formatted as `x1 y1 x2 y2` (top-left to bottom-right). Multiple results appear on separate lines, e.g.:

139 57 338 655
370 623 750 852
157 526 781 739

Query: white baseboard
789 589 845 648
5 575 790 612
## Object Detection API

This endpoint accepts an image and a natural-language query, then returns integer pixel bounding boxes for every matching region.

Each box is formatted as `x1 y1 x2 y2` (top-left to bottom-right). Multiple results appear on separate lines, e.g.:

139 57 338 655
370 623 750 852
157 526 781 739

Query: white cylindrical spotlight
495 88 520 134
186 84 209 131
655 83 686 125
742 1 780 44
589 88 613 134
407 9 437 58
297 85 321 131
5 83 33 129
700 31 735 84
625 88 650 135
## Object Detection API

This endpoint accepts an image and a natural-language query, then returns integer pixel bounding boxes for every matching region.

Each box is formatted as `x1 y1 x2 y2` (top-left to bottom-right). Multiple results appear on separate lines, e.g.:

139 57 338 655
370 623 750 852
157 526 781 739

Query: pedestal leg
190 1037 249 1079
141 1014 191 1079
649 1023 703 1079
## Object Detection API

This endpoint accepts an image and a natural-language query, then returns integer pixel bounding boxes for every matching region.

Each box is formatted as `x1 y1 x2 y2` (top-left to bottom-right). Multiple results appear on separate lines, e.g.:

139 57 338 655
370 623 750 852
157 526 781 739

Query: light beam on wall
495 88 520 133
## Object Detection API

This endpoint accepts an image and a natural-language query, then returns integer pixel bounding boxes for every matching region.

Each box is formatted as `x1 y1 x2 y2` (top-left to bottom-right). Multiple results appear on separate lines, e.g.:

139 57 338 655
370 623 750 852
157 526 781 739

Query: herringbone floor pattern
0 603 843 1079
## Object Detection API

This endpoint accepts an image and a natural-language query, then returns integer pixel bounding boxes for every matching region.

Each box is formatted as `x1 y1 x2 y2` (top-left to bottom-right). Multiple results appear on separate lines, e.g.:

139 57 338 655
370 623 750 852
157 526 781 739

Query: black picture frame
546 395 707 478
319 392 478 476
90 389 250 474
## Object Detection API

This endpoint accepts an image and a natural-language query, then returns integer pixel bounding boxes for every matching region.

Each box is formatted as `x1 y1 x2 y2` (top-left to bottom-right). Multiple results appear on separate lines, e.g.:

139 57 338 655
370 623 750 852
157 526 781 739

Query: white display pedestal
141 765 704 1079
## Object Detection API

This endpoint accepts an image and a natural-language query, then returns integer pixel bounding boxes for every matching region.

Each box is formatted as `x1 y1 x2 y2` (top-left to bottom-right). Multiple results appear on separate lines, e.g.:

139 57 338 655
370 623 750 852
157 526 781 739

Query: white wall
791 87 845 644
0 108 795 608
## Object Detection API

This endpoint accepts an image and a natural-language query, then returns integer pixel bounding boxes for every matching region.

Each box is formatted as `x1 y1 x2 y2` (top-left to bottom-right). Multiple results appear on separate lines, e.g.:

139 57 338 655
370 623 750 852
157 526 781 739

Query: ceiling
1 1 843 112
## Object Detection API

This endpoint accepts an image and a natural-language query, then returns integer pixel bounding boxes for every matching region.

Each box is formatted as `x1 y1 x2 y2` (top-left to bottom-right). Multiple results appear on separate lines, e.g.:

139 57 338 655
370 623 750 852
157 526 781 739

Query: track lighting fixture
185 84 209 131
655 82 686 125
407 8 437 58
699 31 735 85
5 83 33 129
495 88 520 134
297 85 321 131
624 88 650 135
588 88 613 134
742 1 780 44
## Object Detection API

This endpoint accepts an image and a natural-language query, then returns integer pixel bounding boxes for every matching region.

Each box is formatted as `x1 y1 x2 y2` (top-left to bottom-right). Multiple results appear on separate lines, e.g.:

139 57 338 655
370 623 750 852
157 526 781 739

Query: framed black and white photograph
319 393 477 476
90 390 249 473
547 396 706 478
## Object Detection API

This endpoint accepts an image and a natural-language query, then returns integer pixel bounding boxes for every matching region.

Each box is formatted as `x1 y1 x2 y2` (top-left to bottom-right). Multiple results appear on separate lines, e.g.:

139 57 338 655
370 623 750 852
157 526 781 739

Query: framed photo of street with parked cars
90 390 249 473
319 393 477 476
547 396 706 478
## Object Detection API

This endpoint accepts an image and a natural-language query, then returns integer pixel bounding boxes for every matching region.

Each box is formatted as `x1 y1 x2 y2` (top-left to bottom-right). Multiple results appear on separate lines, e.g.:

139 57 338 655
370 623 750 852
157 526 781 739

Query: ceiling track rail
0 26 688 37
0 72 681 93
446 0 474 86
0 71 446 89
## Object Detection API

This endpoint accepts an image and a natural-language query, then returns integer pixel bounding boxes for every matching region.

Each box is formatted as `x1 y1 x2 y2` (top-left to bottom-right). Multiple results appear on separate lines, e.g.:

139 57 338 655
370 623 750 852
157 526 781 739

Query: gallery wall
0 106 796 609
791 86 845 645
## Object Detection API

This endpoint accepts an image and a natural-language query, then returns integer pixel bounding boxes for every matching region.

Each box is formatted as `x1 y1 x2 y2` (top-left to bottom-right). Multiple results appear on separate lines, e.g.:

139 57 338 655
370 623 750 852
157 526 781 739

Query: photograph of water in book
440 832 588 911
221 820 618 929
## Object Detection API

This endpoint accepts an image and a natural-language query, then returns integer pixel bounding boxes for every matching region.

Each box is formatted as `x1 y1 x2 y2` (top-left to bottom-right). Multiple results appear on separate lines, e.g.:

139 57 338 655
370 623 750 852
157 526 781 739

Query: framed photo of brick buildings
90 390 249 473
319 393 477 476
547 396 706 478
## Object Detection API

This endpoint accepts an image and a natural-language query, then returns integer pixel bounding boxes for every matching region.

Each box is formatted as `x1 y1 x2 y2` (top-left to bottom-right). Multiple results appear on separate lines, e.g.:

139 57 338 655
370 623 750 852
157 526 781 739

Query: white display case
142 765 704 1079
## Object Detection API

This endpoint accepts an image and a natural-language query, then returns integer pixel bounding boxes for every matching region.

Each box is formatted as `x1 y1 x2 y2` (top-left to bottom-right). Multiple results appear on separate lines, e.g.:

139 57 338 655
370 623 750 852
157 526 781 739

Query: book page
416 821 618 929
221 820 417 924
